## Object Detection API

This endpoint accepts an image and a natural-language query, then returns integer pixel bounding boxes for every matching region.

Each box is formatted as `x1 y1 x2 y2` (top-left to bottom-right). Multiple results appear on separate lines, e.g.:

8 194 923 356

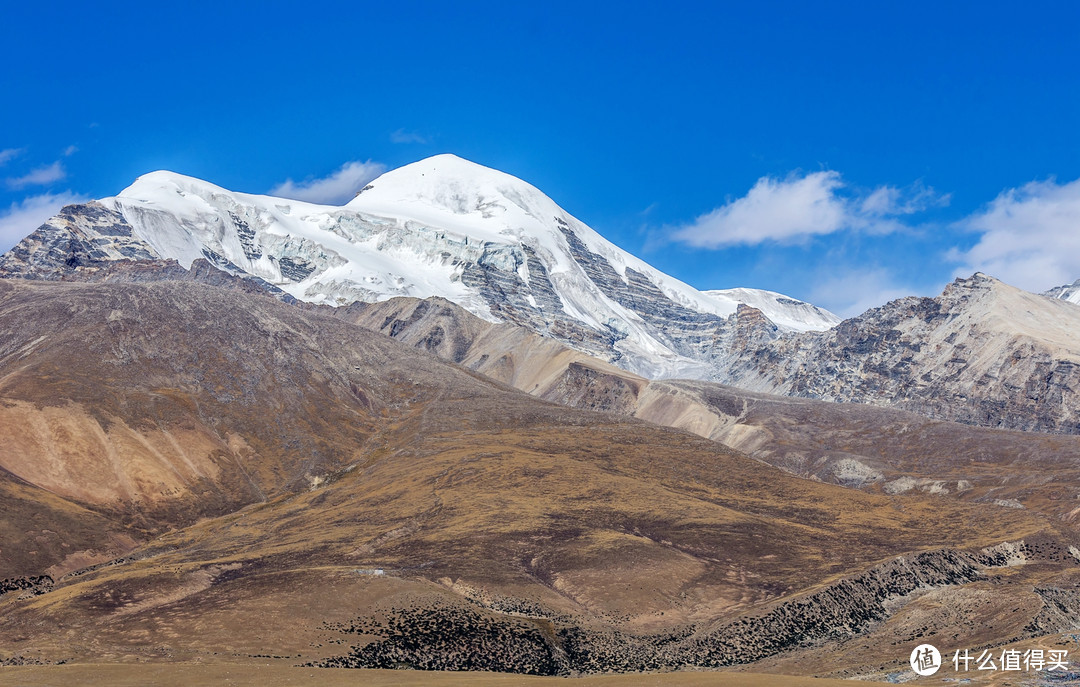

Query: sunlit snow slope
81 155 835 377
703 288 840 331
1044 279 1080 305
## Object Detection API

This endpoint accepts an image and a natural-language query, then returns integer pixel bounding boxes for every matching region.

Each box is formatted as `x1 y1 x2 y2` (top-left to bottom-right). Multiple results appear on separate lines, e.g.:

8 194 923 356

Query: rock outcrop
317 544 1076 674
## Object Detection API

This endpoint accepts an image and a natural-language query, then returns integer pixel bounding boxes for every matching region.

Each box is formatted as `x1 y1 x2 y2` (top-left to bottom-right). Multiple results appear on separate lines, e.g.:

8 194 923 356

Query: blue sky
2 1 1079 316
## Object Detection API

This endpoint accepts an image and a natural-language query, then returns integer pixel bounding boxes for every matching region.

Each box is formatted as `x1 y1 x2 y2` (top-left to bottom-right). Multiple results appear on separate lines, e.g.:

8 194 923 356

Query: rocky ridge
711 273 1080 434
317 543 1080 674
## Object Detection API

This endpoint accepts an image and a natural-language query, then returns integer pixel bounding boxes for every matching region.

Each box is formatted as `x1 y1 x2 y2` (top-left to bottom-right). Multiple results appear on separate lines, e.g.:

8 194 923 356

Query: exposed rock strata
0 202 158 279
318 544 1074 674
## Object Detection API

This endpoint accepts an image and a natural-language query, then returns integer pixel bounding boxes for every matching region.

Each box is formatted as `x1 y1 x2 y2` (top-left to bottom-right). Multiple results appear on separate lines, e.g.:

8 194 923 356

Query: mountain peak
358 153 516 187
703 287 841 331
4 156 841 379
1044 277 1080 304
121 169 229 196
347 154 560 242
351 153 528 200
940 272 1008 301
958 271 998 285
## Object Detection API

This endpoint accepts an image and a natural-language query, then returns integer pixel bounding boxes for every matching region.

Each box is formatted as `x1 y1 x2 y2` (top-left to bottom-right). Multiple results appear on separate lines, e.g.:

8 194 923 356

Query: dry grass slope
0 281 1077 680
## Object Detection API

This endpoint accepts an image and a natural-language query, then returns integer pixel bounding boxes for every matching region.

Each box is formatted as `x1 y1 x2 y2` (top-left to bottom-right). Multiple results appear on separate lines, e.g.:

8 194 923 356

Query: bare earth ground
0 664 883 686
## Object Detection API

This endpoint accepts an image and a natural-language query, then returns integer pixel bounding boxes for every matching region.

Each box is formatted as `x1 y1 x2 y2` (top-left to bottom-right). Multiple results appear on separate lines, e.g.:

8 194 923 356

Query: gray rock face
455 239 625 364
0 202 159 279
0 201 298 303
553 221 736 363
714 273 1080 434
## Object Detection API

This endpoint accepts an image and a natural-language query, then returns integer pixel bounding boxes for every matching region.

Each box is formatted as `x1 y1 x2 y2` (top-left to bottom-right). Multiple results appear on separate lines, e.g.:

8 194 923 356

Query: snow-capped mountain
8 157 1080 434
1044 279 1080 304
702 287 840 331
0 154 838 378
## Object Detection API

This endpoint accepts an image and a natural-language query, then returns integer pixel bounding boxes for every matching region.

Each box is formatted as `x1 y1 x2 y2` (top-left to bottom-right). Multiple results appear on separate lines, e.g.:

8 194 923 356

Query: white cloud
673 171 846 247
950 177 1080 292
63 145 78 157
0 191 89 253
858 186 899 216
0 148 24 166
806 267 926 319
269 160 386 205
6 161 66 189
671 171 947 248
390 128 429 144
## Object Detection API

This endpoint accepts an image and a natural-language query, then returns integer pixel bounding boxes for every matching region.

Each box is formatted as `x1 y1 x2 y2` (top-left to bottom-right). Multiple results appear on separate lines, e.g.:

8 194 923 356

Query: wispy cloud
860 181 948 217
269 160 387 205
6 161 66 189
670 171 947 248
0 191 89 252
0 148 24 166
63 145 78 157
949 176 1080 292
806 267 926 319
390 128 429 144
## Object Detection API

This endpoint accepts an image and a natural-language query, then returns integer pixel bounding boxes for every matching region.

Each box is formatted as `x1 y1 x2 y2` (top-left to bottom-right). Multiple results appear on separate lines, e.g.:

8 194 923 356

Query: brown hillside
0 280 1076 679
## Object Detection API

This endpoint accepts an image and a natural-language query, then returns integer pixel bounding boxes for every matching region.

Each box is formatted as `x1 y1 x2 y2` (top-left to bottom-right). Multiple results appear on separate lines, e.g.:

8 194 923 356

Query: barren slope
354 294 1080 520
0 278 565 574
330 295 647 412
1 400 1062 674
1 280 1077 680
716 273 1080 434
